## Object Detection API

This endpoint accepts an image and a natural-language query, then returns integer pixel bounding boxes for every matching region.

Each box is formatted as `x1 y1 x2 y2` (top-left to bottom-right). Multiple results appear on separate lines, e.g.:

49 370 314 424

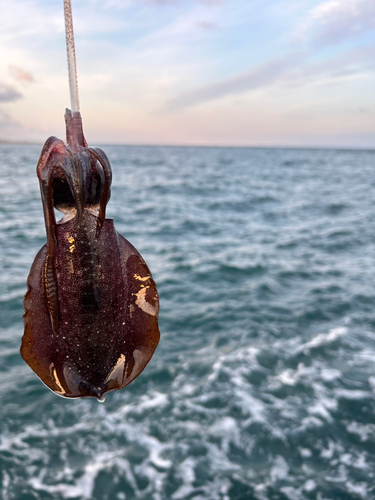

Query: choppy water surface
1 145 375 500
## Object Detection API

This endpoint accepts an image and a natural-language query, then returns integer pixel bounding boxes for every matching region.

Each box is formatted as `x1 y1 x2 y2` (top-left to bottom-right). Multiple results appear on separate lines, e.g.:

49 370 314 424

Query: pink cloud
8 65 34 84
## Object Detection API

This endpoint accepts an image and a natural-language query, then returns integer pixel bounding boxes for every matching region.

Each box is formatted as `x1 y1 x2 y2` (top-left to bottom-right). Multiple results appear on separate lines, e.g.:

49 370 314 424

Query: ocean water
0 144 375 500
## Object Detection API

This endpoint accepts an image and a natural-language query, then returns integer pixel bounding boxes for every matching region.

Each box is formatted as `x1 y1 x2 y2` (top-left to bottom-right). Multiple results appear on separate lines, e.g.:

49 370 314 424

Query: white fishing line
63 0 80 113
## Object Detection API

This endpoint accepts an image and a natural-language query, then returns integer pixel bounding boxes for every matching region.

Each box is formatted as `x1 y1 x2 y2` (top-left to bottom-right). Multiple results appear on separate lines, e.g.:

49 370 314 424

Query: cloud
161 52 306 112
8 65 34 83
283 45 375 87
160 42 375 113
302 0 375 45
0 83 22 103
195 20 219 30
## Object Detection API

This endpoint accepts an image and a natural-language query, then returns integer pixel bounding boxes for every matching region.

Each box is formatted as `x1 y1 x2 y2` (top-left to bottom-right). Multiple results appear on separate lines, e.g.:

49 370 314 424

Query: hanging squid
20 1 160 401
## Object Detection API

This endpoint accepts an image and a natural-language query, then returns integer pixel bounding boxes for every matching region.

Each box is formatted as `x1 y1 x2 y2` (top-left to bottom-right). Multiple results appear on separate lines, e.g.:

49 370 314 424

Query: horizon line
0 140 374 152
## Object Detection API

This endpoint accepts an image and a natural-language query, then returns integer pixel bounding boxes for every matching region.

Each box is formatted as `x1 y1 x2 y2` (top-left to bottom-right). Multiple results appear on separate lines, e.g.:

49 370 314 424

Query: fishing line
63 0 80 113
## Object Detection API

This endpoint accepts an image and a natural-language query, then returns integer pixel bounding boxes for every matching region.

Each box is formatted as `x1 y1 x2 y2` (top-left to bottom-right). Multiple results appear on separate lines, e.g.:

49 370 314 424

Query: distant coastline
0 140 373 151
0 140 42 145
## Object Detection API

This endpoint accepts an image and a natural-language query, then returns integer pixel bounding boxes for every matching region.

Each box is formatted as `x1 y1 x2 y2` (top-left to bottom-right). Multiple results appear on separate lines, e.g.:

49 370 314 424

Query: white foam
320 440 336 459
299 416 324 429
205 442 241 473
338 453 368 470
233 385 266 422
278 368 299 386
279 486 299 500
325 463 348 483
345 481 368 498
304 479 316 492
308 401 334 421
207 347 260 384
320 368 341 381
21 396 173 499
2 471 10 500
206 356 225 383
181 476 231 500
346 421 375 442
134 391 169 412
334 389 368 400
29 437 169 500
254 483 269 500
296 326 347 355
111 390 169 419
29 476 82 499
178 383 196 396
308 383 337 422
270 455 289 482
209 417 241 454
299 448 312 458
277 363 315 386
274 362 342 404
32 453 136 499
171 457 196 499
351 453 368 470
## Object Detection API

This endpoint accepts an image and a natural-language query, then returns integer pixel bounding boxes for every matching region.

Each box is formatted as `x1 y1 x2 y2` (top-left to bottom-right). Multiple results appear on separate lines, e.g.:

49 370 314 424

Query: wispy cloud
283 45 375 87
160 40 375 113
157 0 375 114
0 83 22 103
161 52 307 112
300 0 375 45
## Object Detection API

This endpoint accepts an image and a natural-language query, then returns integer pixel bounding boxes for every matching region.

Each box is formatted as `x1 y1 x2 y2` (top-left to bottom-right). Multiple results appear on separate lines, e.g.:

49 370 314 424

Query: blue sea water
0 144 375 500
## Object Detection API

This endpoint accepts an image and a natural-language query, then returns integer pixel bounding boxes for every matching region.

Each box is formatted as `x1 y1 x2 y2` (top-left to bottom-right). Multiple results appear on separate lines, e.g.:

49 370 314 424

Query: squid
21 110 160 401
20 1 160 400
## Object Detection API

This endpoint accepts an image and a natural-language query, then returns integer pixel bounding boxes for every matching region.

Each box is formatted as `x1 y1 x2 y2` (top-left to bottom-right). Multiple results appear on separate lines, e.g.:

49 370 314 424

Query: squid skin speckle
21 110 160 400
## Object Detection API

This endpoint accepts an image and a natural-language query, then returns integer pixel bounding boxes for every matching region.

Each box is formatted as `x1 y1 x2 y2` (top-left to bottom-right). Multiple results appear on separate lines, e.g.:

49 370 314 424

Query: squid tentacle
36 137 65 335
88 147 112 226
61 151 91 224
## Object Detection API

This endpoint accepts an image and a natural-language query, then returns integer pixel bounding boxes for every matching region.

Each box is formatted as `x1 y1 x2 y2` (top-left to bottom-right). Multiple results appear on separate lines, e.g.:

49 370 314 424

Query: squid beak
61 153 91 224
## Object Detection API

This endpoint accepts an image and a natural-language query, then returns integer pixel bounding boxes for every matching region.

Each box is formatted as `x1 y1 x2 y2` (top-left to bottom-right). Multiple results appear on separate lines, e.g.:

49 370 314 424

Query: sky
0 0 374 148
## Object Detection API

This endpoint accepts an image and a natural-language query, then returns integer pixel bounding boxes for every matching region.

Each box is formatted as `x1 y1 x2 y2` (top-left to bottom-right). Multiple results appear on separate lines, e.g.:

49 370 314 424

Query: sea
0 144 374 500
